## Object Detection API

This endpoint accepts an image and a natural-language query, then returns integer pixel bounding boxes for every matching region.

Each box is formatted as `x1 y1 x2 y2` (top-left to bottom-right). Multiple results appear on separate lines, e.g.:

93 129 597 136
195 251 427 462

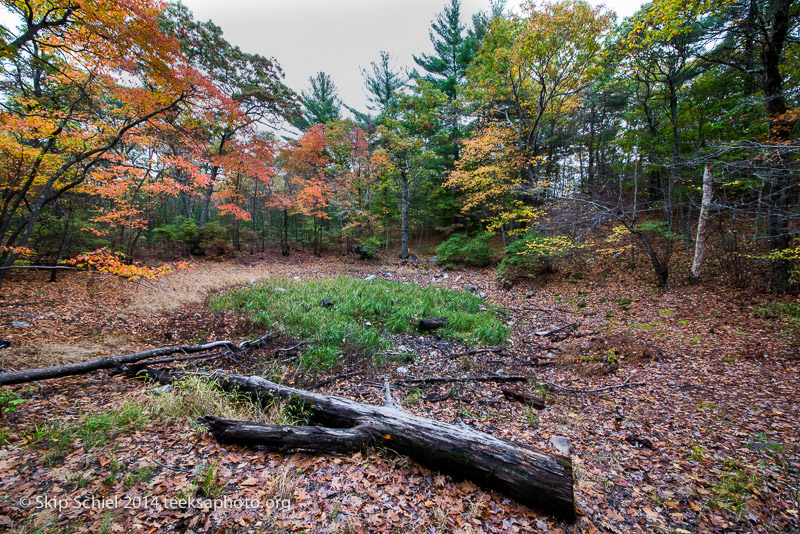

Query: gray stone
11 320 31 328
396 366 409 375
549 436 572 456
585 257 595 264
525 290 536 298
274 287 287 293
365 275 377 281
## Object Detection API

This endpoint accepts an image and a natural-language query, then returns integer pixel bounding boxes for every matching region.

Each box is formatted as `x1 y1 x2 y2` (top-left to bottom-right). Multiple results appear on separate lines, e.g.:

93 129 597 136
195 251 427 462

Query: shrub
151 216 199 246
436 232 495 268
497 231 573 286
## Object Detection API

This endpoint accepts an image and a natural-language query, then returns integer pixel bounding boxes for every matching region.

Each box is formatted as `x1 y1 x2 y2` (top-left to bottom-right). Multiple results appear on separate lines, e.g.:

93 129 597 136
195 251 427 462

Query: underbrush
754 301 800 339
211 275 509 370
435 233 496 268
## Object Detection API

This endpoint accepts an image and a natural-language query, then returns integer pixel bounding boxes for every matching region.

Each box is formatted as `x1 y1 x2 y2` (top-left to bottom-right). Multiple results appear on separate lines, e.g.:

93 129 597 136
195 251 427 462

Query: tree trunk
760 0 795 293
691 164 713 279
281 209 290 256
399 168 409 259
198 374 575 519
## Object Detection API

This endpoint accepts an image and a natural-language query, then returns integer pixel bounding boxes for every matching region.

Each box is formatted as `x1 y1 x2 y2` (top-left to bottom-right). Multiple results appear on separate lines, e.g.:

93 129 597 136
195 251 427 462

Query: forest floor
0 250 798 533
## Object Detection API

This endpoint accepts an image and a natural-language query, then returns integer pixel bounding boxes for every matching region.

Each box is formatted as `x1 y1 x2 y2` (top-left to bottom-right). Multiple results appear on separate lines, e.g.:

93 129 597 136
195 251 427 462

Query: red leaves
64 248 192 280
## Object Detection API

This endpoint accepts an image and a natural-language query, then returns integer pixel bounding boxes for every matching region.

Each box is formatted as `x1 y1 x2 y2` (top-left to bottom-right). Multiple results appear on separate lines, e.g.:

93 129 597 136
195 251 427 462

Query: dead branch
398 375 527 385
501 388 546 409
0 333 275 386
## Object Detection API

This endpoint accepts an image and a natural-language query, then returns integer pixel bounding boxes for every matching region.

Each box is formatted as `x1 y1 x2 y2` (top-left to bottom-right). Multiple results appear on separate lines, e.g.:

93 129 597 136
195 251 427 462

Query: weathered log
501 387 546 409
200 372 575 519
200 417 373 453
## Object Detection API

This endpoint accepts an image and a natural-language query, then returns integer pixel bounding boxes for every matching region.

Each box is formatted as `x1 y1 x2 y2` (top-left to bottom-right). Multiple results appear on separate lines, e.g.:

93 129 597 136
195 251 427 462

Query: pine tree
294 72 341 130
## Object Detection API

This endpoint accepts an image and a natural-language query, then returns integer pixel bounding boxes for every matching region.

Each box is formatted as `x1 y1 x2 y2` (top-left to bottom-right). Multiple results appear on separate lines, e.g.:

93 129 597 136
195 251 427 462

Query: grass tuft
211 275 509 370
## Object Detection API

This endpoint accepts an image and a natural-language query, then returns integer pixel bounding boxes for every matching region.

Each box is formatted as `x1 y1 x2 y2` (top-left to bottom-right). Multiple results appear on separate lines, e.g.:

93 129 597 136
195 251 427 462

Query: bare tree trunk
691 164 713 279
399 168 409 259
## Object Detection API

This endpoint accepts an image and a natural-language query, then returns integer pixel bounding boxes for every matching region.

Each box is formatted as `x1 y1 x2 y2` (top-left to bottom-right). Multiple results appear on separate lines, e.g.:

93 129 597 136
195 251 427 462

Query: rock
419 318 447 332
465 285 478 293
549 436 572 456
480 306 488 311
150 385 172 394
747 440 783 451
585 257 595 264
384 272 393 277
441 273 449 279
431 255 439 262
320 299 334 308
293 276 301 281
396 366 409 375
613 252 622 259
11 320 31 328
525 290 536 298
455 275 462 282
274 287 287 293
365 275 377 281
364 321 372 327
478 292 487 299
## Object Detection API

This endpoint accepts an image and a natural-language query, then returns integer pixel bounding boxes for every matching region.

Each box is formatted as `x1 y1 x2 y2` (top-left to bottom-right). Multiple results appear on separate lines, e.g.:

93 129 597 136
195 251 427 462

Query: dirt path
0 253 797 533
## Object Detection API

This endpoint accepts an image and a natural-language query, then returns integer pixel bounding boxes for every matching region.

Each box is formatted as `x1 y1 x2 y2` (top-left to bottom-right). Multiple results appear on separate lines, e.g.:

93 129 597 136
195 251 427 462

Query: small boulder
419 318 447 332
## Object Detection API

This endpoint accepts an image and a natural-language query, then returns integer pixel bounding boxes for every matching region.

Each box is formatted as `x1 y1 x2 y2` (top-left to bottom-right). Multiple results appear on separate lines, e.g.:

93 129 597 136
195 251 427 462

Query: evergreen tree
294 71 341 130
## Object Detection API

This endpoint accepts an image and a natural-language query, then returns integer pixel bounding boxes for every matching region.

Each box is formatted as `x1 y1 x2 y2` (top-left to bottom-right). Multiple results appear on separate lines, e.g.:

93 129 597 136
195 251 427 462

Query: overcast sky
180 0 645 118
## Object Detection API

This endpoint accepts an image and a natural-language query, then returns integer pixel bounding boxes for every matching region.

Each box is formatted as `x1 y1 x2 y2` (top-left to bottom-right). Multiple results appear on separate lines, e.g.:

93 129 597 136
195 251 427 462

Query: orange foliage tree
0 0 204 285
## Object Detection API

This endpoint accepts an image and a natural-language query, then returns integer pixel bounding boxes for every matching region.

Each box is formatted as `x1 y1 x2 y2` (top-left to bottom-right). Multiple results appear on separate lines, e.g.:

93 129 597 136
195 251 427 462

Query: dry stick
274 340 316 357
398 375 527 385
307 371 363 390
451 348 505 357
122 351 225 373
540 375 645 394
498 305 572 314
537 322 580 338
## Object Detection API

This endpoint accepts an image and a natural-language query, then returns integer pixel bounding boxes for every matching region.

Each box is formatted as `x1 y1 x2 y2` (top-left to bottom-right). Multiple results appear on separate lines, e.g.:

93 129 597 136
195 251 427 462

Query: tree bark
691 164 713 279
198 373 575 519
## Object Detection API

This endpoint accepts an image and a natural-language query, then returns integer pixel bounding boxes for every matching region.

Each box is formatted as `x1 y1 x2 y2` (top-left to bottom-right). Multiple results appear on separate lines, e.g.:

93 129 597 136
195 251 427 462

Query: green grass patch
709 459 762 518
212 276 509 370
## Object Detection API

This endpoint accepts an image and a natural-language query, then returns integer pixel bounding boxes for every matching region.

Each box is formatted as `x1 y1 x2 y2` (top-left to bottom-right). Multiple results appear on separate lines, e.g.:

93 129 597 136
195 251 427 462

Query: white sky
180 0 645 116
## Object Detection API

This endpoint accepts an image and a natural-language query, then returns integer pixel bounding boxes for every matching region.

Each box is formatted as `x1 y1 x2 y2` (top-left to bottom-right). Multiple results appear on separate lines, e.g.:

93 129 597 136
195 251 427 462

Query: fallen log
0 335 273 386
501 387 546 409
198 372 575 519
